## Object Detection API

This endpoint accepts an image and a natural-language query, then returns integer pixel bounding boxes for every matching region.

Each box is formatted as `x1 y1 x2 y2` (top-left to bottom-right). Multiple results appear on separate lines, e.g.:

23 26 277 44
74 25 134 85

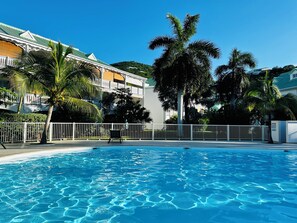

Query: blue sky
2 0 297 72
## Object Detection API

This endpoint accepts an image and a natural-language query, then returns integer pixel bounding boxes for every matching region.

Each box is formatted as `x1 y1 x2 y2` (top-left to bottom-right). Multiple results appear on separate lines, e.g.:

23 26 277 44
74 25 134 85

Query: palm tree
215 48 256 108
149 13 220 134
5 42 100 144
2 52 44 114
245 71 297 143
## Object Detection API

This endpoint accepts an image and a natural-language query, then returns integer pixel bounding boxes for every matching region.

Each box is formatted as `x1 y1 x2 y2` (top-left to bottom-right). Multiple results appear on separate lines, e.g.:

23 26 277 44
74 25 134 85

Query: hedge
0 112 47 122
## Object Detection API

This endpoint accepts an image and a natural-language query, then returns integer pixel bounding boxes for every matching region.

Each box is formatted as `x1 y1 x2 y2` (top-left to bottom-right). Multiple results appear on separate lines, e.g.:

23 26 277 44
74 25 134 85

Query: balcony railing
0 56 17 68
93 79 144 96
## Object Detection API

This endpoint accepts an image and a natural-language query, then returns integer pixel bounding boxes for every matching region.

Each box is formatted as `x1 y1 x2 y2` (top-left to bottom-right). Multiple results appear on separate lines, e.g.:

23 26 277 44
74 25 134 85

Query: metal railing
92 79 144 96
0 122 269 143
0 56 17 68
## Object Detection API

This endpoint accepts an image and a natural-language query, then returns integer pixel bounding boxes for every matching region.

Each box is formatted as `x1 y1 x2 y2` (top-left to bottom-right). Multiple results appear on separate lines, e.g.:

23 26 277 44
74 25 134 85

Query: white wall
280 89 297 96
287 121 297 143
144 87 165 123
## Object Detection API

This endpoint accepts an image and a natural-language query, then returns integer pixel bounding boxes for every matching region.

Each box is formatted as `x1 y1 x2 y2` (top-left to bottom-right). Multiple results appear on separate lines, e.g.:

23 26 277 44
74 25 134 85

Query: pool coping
0 140 296 162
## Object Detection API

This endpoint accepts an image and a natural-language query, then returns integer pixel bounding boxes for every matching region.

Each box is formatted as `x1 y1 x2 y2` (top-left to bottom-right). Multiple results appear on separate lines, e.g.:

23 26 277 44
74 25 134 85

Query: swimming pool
0 146 296 222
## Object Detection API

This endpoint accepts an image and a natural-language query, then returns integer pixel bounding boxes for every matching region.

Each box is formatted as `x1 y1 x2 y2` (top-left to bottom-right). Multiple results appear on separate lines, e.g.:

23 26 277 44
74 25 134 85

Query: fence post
72 122 75 141
111 123 114 130
202 125 205 141
227 125 230 141
23 122 27 143
238 126 241 141
190 124 193 141
49 123 53 142
152 122 154 140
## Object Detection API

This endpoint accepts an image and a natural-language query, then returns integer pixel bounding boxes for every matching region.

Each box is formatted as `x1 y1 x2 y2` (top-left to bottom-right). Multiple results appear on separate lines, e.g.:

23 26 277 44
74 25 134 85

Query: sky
2 0 297 73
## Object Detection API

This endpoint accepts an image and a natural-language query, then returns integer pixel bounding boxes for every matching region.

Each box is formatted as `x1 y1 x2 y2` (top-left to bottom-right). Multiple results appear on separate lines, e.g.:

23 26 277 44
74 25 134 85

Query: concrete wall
144 87 165 123
287 121 297 143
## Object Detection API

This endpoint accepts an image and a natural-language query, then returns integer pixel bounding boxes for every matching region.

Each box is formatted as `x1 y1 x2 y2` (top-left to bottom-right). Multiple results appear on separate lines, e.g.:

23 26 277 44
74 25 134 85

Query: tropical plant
51 102 102 123
215 48 256 108
0 111 46 122
103 88 152 123
101 92 116 115
1 52 43 114
4 42 100 143
0 87 17 107
149 13 220 133
245 71 297 143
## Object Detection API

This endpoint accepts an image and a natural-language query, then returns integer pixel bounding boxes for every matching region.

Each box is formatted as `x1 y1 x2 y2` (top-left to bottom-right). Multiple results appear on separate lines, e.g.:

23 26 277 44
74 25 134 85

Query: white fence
0 122 268 143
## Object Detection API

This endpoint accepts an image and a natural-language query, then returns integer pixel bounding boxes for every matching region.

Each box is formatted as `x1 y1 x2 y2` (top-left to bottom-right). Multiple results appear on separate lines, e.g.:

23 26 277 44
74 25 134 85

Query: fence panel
112 123 152 140
74 123 110 140
0 122 269 143
0 122 23 143
26 122 44 142
52 123 73 140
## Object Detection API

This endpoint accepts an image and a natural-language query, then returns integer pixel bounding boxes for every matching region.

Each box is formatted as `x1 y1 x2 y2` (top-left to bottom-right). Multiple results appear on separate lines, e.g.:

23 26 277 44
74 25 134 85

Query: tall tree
4 42 100 144
149 13 220 133
215 48 256 108
245 71 297 143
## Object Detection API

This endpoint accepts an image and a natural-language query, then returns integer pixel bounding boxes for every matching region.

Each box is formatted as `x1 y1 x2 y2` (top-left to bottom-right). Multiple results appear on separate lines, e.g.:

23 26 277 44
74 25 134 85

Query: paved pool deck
0 140 296 159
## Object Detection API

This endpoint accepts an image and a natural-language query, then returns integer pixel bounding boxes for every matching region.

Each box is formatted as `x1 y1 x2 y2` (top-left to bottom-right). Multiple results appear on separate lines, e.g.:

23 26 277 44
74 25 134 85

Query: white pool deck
0 140 296 160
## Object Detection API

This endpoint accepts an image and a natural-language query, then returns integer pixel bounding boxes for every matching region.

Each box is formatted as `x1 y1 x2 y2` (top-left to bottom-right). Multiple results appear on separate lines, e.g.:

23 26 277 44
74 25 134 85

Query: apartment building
0 23 146 112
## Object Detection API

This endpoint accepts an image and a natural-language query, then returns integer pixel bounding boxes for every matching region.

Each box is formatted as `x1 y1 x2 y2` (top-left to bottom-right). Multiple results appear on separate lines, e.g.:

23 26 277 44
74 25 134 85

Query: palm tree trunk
184 94 190 124
177 90 183 137
40 105 54 144
17 96 24 114
267 113 273 144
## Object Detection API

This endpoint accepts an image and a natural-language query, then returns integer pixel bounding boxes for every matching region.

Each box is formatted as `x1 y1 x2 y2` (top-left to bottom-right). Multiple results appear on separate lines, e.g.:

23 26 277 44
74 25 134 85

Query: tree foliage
215 48 256 108
3 42 100 143
51 102 102 123
111 61 153 78
102 88 152 123
0 87 17 107
149 13 220 125
0 111 46 122
255 65 296 78
245 71 297 142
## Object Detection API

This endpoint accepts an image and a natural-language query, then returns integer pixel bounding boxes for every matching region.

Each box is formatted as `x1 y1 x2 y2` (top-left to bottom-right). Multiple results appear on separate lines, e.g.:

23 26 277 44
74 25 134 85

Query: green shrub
165 115 178 124
0 112 47 122
51 105 102 123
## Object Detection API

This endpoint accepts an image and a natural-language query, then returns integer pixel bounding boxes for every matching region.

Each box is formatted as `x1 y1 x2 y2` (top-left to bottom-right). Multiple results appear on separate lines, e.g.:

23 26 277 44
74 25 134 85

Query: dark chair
108 130 122 143
0 141 6 149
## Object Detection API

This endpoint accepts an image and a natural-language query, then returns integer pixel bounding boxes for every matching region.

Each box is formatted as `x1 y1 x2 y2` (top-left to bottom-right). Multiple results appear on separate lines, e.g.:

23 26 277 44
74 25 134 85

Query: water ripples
0 147 297 222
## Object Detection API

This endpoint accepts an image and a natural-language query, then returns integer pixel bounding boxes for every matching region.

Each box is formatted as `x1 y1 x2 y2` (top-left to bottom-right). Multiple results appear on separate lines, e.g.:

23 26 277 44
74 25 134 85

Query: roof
248 67 271 75
0 22 109 65
274 68 297 90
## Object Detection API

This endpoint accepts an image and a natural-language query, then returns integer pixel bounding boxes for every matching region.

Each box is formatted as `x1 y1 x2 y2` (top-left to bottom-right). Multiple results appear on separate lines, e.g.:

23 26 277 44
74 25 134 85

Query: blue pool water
0 147 297 223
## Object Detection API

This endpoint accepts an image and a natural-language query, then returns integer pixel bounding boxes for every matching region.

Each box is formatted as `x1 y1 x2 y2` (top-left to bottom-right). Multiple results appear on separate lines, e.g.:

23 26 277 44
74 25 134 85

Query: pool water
0 147 297 223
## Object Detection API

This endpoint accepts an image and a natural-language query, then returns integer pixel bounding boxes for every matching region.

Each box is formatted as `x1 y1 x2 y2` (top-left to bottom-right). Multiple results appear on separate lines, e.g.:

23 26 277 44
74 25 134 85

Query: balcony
93 79 144 97
0 56 17 68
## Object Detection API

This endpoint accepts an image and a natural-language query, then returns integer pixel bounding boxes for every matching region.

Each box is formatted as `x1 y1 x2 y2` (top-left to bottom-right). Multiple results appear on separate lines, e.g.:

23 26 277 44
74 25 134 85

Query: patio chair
108 130 123 143
0 141 6 149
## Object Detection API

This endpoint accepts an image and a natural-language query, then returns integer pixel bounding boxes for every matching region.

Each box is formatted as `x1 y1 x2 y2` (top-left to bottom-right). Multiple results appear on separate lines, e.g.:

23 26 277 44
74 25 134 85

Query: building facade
0 23 146 112
274 68 297 96
144 78 176 124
